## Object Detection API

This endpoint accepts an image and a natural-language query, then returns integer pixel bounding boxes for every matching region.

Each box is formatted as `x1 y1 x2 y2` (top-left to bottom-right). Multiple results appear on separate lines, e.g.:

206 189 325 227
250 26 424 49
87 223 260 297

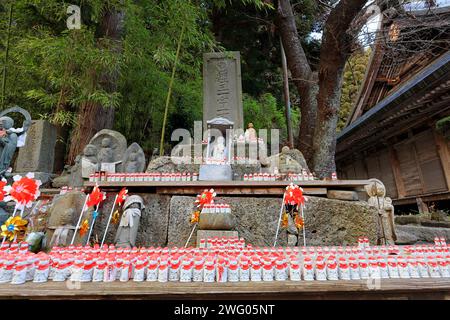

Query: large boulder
146 156 199 173
395 225 450 243
167 196 378 247
395 229 419 245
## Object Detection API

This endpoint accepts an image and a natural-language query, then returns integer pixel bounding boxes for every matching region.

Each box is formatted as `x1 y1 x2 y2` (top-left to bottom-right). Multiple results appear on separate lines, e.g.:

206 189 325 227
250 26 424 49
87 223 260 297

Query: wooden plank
0 278 448 299
434 130 450 191
393 191 450 205
416 197 430 214
85 180 371 189
389 147 406 198
155 187 327 196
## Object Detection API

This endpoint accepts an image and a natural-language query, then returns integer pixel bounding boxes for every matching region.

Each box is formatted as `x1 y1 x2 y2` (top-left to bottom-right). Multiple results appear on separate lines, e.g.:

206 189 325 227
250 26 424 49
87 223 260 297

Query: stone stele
203 52 244 129
15 120 57 173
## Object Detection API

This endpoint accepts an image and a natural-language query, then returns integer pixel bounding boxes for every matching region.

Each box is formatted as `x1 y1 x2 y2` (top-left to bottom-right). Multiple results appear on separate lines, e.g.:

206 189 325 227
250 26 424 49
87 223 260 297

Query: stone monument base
199 164 232 181
198 212 235 230
196 230 239 246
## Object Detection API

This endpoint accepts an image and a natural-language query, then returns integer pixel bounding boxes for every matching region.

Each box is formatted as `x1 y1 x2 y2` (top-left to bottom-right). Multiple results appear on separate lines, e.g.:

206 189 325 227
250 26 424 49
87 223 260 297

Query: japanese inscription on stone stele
203 52 243 129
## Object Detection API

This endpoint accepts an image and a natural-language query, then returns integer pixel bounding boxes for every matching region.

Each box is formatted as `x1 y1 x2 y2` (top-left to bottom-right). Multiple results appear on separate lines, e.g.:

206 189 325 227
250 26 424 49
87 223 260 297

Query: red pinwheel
86 186 106 208
115 188 128 206
0 179 7 202
284 183 306 207
4 173 42 208
194 189 216 209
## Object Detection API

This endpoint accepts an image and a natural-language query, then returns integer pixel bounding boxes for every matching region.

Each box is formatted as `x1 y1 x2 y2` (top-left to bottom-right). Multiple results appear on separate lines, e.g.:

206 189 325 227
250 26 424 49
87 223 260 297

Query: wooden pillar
434 131 450 190
389 146 406 198
416 197 429 214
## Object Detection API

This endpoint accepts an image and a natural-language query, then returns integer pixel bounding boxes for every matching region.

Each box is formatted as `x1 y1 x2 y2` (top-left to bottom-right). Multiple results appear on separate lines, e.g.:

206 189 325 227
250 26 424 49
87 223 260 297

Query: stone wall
93 193 379 247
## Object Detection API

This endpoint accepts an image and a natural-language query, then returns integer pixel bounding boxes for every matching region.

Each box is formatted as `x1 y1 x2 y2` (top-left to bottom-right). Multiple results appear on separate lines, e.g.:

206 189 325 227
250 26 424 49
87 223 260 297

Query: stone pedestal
196 230 239 246
198 212 235 230
199 164 232 181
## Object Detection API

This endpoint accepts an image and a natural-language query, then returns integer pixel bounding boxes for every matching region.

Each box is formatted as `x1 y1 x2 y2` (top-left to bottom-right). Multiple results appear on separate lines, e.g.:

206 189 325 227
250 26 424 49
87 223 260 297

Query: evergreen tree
337 48 371 132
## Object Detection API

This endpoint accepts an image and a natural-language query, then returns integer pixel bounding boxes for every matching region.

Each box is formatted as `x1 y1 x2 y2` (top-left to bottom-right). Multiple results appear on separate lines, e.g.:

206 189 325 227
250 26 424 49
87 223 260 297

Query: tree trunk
275 0 316 166
67 101 114 163
296 73 318 166
312 0 367 178
67 8 123 164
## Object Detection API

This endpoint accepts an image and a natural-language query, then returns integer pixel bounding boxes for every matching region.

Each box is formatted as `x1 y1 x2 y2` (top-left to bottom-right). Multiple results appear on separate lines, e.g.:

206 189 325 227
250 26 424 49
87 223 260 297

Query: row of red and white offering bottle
242 172 328 181
200 204 232 214
89 172 199 183
204 158 227 165
0 239 449 284
199 237 245 248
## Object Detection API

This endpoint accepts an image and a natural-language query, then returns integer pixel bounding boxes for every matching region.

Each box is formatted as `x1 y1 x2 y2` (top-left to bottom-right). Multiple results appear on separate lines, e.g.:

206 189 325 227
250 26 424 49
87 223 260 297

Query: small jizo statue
48 208 77 247
98 137 114 163
115 195 145 248
365 178 397 245
244 122 257 142
211 136 226 161
0 117 18 175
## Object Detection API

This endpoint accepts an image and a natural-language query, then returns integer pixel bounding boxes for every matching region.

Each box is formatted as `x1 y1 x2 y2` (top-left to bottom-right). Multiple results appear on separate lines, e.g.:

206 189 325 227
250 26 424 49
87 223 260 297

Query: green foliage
243 93 299 143
436 116 450 139
0 0 122 125
0 0 285 156
337 48 371 132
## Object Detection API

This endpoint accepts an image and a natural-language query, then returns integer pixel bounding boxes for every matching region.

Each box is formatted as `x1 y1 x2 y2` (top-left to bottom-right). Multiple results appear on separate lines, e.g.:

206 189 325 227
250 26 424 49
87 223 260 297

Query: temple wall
93 193 379 247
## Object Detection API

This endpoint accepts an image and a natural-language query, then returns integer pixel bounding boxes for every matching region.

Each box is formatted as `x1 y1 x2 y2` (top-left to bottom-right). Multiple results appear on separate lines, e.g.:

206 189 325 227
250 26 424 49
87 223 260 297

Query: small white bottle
250 260 262 282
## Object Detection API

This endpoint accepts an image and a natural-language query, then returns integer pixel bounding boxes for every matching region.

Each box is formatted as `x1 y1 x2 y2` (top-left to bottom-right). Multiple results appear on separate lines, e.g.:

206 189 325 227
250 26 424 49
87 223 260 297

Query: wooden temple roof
337 6 450 160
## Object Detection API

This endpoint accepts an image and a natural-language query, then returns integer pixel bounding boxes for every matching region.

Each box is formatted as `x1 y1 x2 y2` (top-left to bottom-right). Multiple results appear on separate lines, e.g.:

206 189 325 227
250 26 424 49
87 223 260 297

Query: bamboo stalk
1 3 13 108
280 37 293 148
159 21 186 156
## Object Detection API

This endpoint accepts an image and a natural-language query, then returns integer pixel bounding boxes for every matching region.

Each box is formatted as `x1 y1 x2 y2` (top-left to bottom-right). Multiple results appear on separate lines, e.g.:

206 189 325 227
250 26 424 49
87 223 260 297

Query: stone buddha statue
211 136 226 161
124 152 139 173
244 123 257 142
278 146 302 173
81 144 98 178
98 137 114 163
0 116 18 175
48 208 77 247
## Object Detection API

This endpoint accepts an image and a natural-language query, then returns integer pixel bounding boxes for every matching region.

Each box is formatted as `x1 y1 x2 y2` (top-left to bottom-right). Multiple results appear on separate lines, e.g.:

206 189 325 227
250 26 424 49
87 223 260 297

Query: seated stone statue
211 136 226 161
98 137 122 172
365 179 397 245
262 146 310 175
0 116 18 175
244 123 257 142
115 195 145 248
122 142 146 173
98 137 114 163
81 144 98 178
48 208 77 247
45 191 90 248
278 146 303 173
125 152 139 173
